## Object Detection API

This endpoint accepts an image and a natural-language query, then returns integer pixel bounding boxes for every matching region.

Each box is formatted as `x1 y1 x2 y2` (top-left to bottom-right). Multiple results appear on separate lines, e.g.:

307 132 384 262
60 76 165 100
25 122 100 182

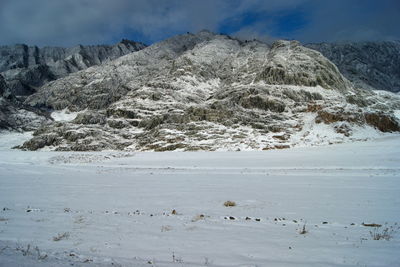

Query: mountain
16 31 400 151
0 40 146 132
0 40 146 99
306 41 400 93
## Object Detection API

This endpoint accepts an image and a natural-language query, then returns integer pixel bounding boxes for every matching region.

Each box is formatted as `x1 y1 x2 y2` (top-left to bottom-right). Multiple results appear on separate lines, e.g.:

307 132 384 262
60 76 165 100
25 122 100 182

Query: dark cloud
0 0 398 46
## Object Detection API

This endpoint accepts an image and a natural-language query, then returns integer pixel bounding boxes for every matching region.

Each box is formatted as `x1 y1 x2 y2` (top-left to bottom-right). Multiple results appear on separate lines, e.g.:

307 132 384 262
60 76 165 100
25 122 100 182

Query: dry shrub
224 201 236 207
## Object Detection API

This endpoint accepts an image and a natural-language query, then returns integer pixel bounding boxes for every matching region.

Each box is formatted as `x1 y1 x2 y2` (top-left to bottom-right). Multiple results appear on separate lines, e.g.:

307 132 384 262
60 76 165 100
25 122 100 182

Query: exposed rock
364 113 400 132
19 133 60 150
240 95 286 112
334 123 352 137
316 108 400 132
316 109 364 124
73 112 106 125
107 119 129 129
63 130 88 142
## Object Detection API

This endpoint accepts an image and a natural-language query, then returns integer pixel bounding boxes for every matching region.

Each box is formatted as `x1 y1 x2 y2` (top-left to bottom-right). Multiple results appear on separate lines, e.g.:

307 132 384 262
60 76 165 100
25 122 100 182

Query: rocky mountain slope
1 73 50 130
306 41 400 93
0 40 146 131
14 31 400 151
0 40 146 99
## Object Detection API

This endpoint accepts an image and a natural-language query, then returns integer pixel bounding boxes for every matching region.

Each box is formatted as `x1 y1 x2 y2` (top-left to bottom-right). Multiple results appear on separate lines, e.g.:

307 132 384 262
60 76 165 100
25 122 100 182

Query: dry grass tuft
370 226 395 240
223 201 236 207
299 224 308 234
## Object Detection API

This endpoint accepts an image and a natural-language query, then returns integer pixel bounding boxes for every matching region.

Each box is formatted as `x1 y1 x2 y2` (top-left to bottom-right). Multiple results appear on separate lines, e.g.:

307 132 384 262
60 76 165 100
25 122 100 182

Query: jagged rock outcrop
18 31 400 151
306 41 400 92
0 40 146 99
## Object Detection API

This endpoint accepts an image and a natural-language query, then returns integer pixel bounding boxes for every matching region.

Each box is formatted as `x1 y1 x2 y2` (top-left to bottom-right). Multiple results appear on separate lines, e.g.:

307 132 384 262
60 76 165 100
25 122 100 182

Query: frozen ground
0 134 399 266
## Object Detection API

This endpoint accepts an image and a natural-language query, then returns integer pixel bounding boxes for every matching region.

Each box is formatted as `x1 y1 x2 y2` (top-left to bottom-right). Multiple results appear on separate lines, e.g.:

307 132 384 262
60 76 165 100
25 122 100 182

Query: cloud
293 0 400 42
0 0 398 46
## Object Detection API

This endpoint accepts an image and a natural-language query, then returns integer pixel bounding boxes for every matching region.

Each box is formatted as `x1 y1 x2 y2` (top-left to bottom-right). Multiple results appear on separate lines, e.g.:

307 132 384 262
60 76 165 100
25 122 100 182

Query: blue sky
0 0 399 46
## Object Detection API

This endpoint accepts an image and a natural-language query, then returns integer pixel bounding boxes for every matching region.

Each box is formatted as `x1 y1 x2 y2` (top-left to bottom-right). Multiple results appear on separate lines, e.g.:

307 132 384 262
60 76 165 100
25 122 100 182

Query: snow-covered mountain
13 31 399 151
0 40 146 99
0 40 146 131
306 41 400 93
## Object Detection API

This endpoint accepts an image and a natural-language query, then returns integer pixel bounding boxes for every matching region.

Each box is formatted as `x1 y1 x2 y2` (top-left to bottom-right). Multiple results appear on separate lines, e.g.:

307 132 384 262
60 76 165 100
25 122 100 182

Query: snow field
0 136 399 266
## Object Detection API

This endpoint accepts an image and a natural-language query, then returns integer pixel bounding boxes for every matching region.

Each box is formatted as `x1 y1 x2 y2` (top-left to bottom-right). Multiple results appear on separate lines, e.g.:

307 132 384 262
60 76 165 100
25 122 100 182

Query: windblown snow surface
0 133 399 266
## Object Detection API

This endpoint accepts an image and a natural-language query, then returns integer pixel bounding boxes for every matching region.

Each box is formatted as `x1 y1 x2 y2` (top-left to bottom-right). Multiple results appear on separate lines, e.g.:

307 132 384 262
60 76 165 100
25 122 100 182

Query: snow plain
0 133 399 266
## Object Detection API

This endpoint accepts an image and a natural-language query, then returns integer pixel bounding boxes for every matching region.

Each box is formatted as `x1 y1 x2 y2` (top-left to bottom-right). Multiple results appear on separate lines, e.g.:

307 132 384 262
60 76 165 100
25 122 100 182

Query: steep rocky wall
0 40 146 98
306 41 400 92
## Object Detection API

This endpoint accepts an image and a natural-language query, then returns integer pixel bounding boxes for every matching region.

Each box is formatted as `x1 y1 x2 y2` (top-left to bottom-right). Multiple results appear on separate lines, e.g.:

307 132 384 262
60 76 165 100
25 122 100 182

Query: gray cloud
0 0 398 47
294 0 400 43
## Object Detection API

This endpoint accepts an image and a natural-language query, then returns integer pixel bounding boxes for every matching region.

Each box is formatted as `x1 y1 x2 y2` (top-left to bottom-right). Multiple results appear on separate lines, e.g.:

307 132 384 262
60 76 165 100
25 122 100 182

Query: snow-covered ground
50 109 79 122
0 134 399 266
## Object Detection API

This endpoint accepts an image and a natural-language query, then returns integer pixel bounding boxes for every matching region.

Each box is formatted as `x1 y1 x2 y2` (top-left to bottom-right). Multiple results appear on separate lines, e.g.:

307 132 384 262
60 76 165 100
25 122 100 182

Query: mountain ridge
14 31 400 151
306 41 400 93
0 40 146 99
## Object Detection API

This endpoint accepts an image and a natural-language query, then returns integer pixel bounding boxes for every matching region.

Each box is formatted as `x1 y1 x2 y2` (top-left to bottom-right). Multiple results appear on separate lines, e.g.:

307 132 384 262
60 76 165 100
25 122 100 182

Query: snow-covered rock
0 97 51 131
17 31 400 151
306 41 400 93
0 40 146 99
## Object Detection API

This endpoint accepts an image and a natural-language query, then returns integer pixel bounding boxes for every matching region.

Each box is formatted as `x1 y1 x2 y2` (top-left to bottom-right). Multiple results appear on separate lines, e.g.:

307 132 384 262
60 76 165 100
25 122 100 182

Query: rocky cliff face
306 41 400 93
0 40 146 99
0 97 50 131
17 31 400 151
1 74 51 131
